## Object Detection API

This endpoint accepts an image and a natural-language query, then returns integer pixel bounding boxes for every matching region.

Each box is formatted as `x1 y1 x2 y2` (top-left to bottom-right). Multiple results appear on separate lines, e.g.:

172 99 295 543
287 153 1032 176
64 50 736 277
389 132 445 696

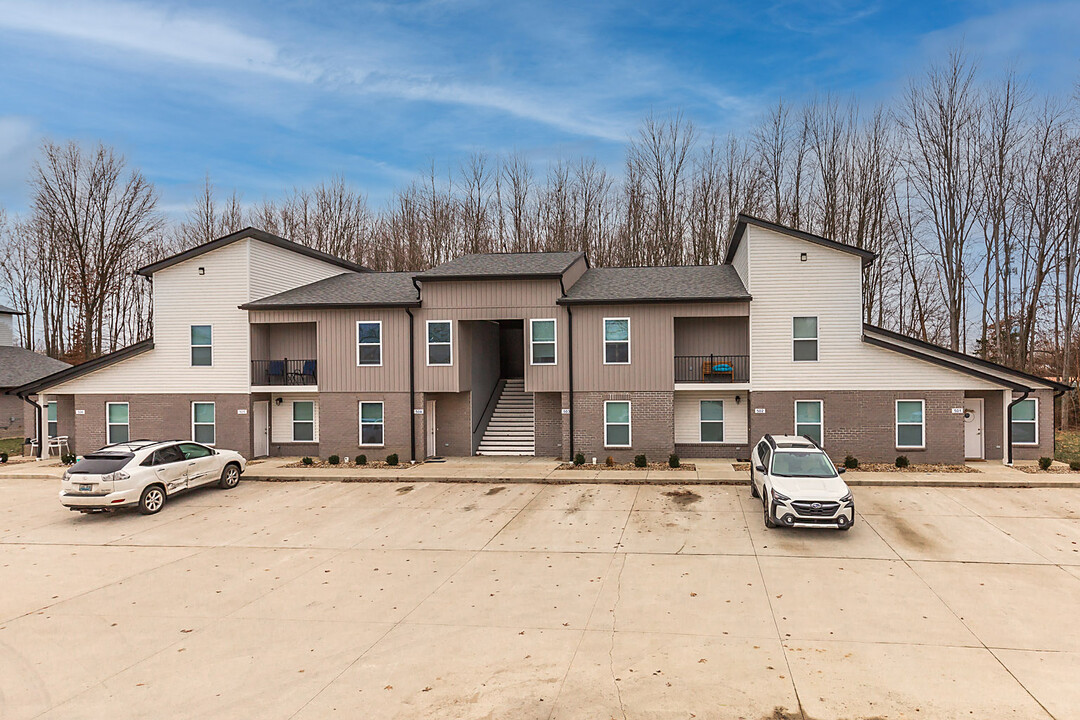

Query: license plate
79 484 93 492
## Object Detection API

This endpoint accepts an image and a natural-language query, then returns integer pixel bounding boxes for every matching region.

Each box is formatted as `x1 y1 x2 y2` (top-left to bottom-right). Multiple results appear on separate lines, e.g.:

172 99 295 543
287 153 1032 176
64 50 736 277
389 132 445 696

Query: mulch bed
732 461 978 473
733 463 750 472
283 460 414 470
1015 466 1080 474
555 462 696 471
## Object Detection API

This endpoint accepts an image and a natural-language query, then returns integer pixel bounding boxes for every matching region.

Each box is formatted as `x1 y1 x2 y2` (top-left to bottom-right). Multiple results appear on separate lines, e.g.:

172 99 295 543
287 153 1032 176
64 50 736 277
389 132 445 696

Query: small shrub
843 455 859 469
1069 460 1080 472
61 453 78 465
301 456 314 466
356 454 367 466
668 453 680 469
386 453 399 466
573 452 585 466
605 456 615 467
895 455 910 469
1038 456 1053 471
0 451 7 464
634 454 647 468
328 455 340 465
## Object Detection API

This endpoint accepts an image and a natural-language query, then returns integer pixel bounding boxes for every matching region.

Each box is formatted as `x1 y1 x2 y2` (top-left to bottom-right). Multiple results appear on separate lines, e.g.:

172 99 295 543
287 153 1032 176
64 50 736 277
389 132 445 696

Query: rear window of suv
68 453 134 475
770 451 837 478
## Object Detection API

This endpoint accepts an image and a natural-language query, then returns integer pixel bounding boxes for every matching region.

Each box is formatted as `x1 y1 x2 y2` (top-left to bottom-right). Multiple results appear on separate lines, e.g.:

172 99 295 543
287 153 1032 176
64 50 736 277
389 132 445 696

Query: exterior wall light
800 253 807 262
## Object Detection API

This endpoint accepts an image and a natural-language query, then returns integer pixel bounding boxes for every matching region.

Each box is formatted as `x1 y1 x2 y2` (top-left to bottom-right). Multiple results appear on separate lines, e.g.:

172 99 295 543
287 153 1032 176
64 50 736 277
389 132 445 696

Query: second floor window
357 321 382 366
604 318 630 364
191 325 212 366
531 319 556 365
427 321 452 366
793 317 818 362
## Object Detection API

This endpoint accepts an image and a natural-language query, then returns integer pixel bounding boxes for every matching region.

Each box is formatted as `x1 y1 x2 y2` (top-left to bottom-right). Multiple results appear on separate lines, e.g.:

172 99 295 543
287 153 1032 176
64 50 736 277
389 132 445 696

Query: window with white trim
190 325 212 366
896 399 925 449
699 400 724 443
107 402 129 444
427 320 452 366
604 400 631 447
1011 398 1039 445
357 321 382 366
359 401 384 446
292 401 315 442
530 319 556 365
47 401 58 438
795 400 823 445
192 402 216 445
604 318 630 364
792 317 818 362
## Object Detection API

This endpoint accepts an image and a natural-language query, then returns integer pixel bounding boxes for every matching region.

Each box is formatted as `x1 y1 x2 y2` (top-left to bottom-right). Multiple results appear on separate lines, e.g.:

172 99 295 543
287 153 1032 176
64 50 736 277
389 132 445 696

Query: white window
191 325 213 366
192 402 216 445
700 400 724 443
604 400 631 447
292 401 315 442
793 317 818 362
1011 398 1039 445
47 401 58 438
795 400 823 445
359 401 384 446
603 318 630 364
427 320 452 366
106 402 129 444
357 321 382 366
530 318 556 365
896 399 925 449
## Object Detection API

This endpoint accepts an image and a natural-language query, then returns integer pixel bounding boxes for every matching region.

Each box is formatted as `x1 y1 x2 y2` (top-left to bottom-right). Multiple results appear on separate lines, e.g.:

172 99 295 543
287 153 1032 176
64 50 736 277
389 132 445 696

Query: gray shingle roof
0 346 70 388
0 303 21 315
241 272 420 309
416 252 584 280
558 265 750 305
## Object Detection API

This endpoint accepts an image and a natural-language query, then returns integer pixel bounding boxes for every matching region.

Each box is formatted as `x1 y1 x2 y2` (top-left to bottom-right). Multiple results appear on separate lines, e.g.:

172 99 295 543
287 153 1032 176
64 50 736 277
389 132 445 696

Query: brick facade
675 443 751 460
424 391 472 457
0 393 25 438
571 391 674 463
1011 389 1056 462
533 392 564 458
317 391 413 462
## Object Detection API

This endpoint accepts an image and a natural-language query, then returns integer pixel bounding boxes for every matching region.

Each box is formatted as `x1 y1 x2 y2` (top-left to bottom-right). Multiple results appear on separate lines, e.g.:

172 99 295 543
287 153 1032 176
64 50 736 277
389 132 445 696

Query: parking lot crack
607 553 627 720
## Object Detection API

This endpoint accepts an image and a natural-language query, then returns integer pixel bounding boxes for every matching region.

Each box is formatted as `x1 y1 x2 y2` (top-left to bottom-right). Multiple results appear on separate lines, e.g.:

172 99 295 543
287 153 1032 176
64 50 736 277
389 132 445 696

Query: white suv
61 440 247 515
750 434 854 530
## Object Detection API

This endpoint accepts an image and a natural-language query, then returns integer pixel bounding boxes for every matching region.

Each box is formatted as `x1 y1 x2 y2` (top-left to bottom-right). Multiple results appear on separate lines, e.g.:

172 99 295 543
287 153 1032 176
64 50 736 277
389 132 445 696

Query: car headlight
772 490 791 503
840 492 853 503
62 471 71 482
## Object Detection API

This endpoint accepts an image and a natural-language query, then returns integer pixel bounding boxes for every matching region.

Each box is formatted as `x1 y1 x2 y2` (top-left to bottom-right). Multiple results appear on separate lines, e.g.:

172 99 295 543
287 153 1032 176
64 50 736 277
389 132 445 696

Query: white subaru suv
750 434 854 530
60 440 246 515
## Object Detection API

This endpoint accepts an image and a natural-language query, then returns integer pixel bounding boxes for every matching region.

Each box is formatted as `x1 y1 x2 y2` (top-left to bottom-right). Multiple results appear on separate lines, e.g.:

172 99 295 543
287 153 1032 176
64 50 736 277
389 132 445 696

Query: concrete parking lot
1 477 1078 720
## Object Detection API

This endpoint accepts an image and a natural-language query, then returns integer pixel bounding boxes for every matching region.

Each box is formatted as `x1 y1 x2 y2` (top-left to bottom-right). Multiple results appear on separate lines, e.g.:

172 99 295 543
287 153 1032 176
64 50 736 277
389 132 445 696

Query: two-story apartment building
14 216 1066 465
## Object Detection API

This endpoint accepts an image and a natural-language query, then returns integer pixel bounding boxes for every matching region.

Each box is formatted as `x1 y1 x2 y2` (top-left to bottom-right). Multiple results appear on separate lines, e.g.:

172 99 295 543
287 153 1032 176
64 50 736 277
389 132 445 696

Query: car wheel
762 490 777 529
139 485 166 515
218 463 241 489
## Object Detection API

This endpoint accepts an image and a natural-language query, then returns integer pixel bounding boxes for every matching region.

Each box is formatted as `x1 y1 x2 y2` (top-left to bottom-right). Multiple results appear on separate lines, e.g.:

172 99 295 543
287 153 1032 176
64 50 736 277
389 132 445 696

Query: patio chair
267 360 285 385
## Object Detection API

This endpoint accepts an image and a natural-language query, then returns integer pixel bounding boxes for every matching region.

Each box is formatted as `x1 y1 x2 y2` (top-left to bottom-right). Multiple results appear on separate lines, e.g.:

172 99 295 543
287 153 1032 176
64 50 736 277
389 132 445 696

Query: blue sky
0 0 1077 217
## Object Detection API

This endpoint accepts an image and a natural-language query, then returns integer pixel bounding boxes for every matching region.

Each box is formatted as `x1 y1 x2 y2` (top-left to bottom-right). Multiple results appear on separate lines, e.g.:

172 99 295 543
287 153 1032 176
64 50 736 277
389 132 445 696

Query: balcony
674 355 750 384
252 359 318 387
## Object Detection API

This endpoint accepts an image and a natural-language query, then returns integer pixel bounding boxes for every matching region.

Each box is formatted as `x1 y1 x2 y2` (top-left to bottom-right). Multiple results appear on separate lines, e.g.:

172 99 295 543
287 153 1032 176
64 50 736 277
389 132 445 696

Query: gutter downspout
1006 389 1031 466
406 308 416 463
566 306 574 460
16 392 42 459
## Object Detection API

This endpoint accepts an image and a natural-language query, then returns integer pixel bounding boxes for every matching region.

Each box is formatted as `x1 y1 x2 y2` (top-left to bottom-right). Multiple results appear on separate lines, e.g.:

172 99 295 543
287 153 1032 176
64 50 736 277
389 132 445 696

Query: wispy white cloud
0 116 38 199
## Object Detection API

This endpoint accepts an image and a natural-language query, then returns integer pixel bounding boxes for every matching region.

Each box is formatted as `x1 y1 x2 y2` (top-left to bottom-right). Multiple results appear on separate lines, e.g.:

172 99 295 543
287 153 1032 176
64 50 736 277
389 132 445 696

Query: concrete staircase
476 378 534 456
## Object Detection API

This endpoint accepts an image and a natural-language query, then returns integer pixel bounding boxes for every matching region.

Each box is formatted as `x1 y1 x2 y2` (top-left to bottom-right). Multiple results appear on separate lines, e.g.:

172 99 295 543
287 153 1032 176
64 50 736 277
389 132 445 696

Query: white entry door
253 401 269 457
425 399 437 457
964 398 984 460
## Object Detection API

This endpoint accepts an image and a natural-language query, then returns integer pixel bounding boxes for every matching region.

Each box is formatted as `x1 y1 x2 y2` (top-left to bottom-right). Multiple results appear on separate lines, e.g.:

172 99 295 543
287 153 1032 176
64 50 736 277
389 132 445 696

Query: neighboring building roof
557 265 751 305
415 252 585 281
135 228 369 277
725 214 878 267
0 346 70 388
862 324 1071 393
10 339 154 396
0 303 23 315
241 272 421 309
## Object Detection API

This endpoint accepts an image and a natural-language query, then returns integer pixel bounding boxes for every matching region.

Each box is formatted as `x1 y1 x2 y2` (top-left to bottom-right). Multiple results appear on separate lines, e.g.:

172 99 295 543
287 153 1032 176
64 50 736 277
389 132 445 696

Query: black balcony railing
674 355 750 383
252 359 318 386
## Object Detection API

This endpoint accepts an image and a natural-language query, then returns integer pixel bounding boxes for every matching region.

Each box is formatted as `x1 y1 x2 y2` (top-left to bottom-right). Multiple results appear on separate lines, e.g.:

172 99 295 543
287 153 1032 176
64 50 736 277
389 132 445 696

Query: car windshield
770 451 837 478
68 453 134 475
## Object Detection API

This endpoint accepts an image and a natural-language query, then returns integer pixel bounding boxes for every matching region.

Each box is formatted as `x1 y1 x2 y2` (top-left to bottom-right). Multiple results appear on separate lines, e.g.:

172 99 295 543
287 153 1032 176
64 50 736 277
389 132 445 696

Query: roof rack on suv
764 434 777 450
800 434 823 451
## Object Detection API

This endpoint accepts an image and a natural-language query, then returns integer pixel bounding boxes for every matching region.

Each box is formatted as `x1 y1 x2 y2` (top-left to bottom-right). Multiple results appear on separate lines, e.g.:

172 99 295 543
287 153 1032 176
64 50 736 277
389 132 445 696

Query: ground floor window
604 401 631 447
1011 398 1039 445
359 401 384 446
192 402 216 445
47 401 58 437
292 401 315 442
896 399 925 449
795 400 823 445
107 402 129 444
699 400 724 443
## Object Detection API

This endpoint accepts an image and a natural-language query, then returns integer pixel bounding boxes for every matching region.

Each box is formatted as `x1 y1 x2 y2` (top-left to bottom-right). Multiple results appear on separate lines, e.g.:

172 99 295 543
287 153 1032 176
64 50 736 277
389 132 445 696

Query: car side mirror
837 467 846 474
755 465 766 473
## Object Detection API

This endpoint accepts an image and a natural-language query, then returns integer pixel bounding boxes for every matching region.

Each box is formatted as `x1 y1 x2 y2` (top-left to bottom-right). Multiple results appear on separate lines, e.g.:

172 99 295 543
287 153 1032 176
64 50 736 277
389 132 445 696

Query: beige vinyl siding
731 235 750 290
571 302 750 392
744 226 999 391
0 313 12 346
248 240 348 302
674 391 748 445
562 256 589 290
271 395 319 443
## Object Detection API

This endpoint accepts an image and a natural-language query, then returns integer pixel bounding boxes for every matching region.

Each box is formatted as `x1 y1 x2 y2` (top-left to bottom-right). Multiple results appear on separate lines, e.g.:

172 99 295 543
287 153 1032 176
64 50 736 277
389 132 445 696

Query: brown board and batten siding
569 302 750 392
673 317 749 356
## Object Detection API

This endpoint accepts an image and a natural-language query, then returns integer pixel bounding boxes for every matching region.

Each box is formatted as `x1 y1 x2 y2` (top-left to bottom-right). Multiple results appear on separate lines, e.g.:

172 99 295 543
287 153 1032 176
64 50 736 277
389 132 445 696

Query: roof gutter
557 296 752 306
